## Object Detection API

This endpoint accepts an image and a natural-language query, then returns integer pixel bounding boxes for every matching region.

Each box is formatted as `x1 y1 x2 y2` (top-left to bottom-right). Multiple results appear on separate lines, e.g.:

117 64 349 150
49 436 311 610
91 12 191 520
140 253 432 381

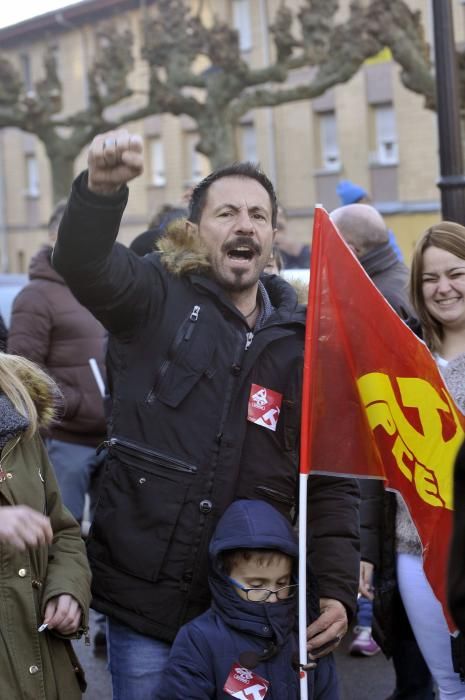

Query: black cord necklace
244 302 258 319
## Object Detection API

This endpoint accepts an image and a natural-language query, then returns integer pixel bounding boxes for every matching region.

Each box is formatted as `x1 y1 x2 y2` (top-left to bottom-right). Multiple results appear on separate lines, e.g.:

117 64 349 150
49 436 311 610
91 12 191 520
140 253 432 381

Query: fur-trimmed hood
18 364 57 429
288 278 308 305
1 354 58 430
156 220 211 277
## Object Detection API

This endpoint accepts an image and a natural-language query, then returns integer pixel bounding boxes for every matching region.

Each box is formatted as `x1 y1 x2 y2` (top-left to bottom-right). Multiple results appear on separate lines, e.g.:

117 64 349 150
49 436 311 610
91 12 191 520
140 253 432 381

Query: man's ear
272 227 277 241
186 220 199 237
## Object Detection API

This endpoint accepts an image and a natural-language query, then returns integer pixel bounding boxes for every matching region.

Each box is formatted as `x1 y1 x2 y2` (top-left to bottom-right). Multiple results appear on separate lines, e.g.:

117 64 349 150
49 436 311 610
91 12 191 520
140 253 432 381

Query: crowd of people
1 127 465 700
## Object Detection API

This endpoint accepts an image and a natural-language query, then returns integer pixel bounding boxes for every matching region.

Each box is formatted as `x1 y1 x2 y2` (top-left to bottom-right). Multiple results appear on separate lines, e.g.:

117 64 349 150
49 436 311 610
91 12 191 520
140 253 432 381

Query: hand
43 594 82 635
359 561 375 600
0 506 52 550
88 129 144 195
306 598 348 659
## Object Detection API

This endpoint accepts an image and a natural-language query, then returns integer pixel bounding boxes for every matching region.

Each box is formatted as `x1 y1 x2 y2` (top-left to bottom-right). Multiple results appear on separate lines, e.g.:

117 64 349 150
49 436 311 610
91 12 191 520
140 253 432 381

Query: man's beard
219 269 259 293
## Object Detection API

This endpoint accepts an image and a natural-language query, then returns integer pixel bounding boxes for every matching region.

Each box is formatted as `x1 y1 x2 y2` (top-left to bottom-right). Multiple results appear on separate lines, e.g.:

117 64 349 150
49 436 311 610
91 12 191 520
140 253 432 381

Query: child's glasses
227 576 298 602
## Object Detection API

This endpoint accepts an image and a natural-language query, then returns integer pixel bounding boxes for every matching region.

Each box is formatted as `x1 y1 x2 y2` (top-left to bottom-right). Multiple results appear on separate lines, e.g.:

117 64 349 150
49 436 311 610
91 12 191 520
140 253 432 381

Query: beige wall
0 0 453 272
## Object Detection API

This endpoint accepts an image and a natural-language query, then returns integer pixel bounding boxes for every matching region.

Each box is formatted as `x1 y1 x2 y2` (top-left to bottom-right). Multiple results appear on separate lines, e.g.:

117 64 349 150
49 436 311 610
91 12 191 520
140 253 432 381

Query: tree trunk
197 114 238 169
47 151 76 204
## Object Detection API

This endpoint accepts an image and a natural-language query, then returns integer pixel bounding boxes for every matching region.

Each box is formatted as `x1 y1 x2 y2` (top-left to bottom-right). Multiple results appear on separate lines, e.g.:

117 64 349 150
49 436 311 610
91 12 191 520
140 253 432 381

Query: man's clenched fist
88 129 144 195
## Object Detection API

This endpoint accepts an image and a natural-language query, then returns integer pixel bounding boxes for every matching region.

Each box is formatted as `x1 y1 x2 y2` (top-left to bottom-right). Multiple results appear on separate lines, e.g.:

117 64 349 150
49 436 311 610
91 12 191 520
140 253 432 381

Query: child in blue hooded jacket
158 499 339 699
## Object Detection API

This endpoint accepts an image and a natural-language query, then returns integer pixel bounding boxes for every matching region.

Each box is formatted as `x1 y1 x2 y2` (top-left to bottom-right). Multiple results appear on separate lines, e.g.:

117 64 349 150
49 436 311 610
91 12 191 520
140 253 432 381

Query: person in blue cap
158 499 339 699
335 181 368 207
336 180 404 263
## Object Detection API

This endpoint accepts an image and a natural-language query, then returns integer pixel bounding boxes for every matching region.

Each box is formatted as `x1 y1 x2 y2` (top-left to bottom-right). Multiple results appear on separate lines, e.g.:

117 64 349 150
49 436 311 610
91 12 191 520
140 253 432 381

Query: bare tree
0 0 436 202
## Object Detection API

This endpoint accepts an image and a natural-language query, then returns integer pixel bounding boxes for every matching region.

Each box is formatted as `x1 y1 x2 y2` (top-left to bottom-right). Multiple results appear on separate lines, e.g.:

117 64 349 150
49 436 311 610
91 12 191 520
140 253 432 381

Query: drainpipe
431 0 465 222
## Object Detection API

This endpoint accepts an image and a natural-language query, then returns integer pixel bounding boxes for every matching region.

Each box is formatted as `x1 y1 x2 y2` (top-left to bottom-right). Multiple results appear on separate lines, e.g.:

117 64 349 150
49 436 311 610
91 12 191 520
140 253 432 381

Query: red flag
300 206 465 629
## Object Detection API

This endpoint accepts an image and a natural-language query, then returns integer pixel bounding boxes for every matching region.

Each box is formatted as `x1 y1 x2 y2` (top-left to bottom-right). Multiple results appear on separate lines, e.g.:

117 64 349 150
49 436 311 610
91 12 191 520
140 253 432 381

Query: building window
185 133 206 185
240 123 258 163
372 104 398 165
25 155 40 197
48 44 61 81
149 138 166 187
20 53 33 94
232 0 252 52
319 112 340 171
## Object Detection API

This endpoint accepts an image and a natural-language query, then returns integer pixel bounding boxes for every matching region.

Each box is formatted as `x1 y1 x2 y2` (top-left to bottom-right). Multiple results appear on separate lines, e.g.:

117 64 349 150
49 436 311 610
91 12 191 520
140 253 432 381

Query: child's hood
209 499 298 563
208 500 298 647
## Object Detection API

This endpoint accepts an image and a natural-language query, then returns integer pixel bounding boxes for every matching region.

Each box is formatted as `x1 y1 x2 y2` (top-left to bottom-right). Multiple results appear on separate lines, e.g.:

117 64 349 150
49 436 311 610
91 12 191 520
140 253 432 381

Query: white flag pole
297 205 325 700
298 471 309 700
88 357 106 399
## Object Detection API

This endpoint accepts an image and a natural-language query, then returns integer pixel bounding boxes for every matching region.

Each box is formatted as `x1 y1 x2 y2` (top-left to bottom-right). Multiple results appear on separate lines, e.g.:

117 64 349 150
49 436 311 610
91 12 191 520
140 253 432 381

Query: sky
0 0 84 29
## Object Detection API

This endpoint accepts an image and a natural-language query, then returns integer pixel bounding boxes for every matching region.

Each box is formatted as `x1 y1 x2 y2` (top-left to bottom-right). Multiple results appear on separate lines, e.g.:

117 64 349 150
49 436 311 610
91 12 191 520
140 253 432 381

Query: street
75 612 396 700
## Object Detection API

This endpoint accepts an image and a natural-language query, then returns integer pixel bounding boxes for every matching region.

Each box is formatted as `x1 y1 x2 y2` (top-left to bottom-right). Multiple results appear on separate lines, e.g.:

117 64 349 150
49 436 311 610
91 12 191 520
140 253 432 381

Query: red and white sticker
223 662 270 699
247 383 282 432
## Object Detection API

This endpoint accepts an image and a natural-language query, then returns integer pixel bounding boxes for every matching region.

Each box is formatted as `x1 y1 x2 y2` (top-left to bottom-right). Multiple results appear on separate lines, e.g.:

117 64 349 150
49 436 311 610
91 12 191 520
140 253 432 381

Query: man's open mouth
227 245 255 261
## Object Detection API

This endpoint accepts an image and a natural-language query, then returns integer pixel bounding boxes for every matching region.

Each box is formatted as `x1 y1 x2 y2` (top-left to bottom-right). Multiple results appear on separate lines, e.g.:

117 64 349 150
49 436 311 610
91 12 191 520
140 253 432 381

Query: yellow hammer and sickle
357 373 464 510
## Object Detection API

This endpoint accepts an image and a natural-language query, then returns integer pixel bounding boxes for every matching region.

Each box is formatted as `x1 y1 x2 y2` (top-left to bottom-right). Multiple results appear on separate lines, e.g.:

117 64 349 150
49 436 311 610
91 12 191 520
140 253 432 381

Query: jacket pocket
146 305 217 408
90 437 197 582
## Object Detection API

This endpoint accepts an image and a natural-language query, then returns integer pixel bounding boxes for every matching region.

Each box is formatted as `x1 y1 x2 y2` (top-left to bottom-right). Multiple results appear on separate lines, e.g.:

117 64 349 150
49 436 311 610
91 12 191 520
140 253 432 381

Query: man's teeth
228 246 254 259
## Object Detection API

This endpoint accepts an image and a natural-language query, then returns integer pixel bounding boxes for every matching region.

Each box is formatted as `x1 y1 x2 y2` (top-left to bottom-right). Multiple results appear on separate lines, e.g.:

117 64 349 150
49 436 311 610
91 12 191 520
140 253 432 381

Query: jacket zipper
184 305 200 340
179 328 246 591
104 436 197 474
0 436 20 468
146 305 201 403
254 485 295 506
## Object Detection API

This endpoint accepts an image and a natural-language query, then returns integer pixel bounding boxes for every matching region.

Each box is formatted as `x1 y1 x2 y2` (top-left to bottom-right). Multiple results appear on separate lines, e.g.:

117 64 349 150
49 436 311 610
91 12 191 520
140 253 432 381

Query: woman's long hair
0 353 58 438
410 221 465 352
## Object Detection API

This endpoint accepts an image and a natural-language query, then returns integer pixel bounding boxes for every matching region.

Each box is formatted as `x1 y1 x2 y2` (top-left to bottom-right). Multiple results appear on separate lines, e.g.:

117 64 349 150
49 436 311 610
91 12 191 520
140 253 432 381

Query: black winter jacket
53 172 360 643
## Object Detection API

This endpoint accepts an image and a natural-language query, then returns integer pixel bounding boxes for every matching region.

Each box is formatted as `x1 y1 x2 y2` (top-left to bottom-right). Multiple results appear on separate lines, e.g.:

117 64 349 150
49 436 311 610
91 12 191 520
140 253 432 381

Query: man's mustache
221 237 262 256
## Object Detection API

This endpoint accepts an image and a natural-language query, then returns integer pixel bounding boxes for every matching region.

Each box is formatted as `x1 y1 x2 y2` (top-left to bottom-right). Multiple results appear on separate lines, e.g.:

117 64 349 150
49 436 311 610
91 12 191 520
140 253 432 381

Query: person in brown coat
8 200 107 523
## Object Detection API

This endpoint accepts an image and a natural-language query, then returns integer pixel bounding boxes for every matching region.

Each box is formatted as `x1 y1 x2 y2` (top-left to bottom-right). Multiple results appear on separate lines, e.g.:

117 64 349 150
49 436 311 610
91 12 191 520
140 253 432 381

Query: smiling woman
410 221 465 358
422 247 465 332
389 219 465 698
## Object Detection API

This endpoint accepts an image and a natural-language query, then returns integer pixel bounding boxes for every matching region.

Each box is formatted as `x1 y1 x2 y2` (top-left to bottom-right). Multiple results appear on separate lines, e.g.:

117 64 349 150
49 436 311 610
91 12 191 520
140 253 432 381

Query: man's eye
253 213 266 220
